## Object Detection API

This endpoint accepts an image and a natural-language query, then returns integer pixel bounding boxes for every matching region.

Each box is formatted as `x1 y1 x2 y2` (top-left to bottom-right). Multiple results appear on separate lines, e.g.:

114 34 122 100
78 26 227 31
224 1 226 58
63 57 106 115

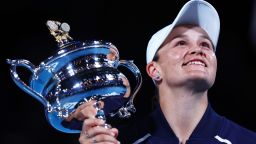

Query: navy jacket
118 104 256 144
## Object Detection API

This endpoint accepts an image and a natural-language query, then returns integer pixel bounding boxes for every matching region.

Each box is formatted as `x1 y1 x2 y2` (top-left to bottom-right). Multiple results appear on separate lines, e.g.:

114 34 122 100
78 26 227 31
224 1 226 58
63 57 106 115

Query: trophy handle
6 59 49 107
114 60 142 118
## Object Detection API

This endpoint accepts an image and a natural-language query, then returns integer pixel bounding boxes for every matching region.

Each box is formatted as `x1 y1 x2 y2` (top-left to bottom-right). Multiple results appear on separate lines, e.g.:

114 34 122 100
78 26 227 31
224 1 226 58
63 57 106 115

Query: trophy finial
46 20 73 47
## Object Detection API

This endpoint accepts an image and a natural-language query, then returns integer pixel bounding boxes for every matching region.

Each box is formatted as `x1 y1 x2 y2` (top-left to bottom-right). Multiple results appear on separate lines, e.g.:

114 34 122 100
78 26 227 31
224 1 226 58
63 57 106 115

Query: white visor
146 0 220 63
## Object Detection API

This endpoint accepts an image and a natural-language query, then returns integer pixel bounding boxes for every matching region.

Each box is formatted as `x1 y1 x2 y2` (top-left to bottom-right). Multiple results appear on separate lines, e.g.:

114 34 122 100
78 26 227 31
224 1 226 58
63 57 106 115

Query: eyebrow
200 35 212 42
160 32 214 50
171 34 211 41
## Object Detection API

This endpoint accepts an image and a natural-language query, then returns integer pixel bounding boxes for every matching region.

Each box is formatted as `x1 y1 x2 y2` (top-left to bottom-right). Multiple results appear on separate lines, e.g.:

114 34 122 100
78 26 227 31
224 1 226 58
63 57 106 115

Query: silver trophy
6 20 142 133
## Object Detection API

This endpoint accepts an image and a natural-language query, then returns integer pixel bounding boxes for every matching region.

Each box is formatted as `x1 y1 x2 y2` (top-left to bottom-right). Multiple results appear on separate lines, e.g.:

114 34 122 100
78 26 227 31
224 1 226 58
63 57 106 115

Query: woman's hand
64 100 119 143
66 100 104 122
79 118 120 144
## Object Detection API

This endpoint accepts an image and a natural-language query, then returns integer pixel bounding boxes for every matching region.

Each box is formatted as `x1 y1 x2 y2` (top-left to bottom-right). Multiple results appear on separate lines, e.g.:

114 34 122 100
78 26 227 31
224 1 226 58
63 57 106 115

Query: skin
79 118 119 144
146 25 217 143
68 100 120 144
76 25 217 144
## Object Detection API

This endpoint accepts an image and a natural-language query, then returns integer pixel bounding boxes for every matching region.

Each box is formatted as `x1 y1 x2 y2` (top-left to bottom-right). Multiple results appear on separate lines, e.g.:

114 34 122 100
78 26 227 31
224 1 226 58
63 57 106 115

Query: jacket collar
150 103 224 141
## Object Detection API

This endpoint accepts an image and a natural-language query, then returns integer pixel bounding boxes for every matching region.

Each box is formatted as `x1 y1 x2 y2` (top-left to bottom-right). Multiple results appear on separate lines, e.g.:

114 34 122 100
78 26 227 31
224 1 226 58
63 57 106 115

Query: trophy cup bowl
6 20 142 133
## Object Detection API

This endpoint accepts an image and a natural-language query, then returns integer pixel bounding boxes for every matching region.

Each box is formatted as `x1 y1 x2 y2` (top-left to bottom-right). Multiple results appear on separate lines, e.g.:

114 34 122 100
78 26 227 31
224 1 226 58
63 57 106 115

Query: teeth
187 61 205 66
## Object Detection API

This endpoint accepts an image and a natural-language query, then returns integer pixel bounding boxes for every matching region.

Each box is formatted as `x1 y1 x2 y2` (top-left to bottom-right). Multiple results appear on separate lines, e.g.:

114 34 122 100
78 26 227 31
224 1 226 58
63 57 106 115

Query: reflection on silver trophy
6 20 142 133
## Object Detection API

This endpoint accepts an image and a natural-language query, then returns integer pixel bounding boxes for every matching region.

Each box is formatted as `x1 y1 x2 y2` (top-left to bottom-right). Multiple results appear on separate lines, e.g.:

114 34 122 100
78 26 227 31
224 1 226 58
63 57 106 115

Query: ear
146 62 161 81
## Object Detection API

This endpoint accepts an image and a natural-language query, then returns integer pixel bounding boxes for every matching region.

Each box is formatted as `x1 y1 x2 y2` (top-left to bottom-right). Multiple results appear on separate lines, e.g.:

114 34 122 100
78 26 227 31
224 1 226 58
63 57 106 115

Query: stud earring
154 72 161 81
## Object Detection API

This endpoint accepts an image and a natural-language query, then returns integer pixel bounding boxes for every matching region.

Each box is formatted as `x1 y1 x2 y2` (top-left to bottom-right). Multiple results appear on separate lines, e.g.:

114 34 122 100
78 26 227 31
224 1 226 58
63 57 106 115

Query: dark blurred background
1 0 256 143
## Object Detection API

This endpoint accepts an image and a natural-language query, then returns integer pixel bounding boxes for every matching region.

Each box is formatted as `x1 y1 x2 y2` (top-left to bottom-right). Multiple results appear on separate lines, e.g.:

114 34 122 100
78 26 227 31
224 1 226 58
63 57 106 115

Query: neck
158 86 208 143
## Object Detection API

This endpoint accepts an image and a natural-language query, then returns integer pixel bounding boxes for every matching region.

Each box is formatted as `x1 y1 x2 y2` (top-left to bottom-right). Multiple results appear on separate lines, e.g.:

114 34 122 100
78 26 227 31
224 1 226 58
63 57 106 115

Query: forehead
162 25 212 46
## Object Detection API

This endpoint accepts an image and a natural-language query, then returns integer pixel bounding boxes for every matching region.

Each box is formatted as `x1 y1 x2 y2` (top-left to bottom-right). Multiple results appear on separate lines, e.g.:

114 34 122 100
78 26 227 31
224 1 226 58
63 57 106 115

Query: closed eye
176 40 186 46
200 41 213 50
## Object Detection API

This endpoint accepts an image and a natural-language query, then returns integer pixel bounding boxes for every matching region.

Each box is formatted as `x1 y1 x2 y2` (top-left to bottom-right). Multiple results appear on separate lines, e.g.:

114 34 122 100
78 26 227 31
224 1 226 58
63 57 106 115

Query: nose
189 48 206 57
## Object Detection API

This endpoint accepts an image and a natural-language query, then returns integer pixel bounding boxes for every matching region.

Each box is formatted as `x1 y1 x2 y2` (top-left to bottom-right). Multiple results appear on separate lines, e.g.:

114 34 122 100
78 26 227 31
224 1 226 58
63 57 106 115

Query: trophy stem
93 101 112 129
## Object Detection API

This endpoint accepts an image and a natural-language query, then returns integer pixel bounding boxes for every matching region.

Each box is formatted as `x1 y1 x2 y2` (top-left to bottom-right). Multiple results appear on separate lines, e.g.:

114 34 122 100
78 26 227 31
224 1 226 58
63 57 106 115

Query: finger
65 101 94 122
81 118 105 133
79 119 102 144
79 132 90 144
110 128 119 138
86 125 116 138
79 134 119 144
93 134 120 144
66 108 96 122
74 100 105 120
66 100 105 122
80 122 119 144
80 124 119 144
76 107 97 120
78 100 97 109
79 135 118 144
66 101 96 121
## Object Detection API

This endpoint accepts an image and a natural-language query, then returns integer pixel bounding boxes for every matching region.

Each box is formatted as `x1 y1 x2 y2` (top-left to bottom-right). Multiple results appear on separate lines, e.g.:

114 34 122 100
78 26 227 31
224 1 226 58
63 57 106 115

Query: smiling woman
2 0 256 144
76 0 256 144
145 25 218 143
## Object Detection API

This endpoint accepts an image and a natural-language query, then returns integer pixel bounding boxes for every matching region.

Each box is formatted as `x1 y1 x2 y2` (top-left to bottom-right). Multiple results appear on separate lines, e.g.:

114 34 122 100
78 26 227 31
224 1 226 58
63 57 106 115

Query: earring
154 72 161 81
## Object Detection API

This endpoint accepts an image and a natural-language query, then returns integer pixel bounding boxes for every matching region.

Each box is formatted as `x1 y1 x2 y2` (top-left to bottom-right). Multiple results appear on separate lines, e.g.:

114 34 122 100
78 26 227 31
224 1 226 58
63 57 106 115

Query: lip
182 58 207 67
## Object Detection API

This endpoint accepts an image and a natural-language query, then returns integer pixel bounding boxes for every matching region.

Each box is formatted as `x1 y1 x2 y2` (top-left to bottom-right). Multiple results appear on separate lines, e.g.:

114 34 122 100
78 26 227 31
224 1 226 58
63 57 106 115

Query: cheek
210 53 217 68
170 51 183 60
160 50 184 64
209 53 217 76
159 51 185 77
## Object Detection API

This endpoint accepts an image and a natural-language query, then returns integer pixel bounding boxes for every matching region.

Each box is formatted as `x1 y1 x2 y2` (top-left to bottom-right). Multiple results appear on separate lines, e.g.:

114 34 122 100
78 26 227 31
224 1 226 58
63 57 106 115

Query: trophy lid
46 20 73 48
43 20 119 64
